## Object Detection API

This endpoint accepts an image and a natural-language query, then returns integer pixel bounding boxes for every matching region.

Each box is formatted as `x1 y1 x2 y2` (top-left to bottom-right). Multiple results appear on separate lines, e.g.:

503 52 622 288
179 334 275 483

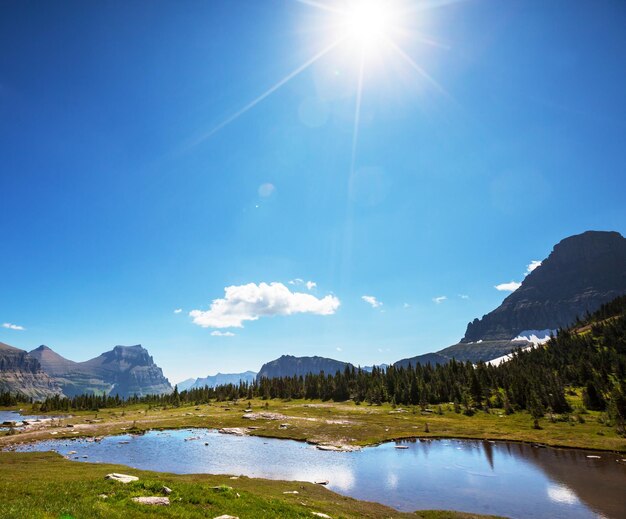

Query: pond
15 429 626 519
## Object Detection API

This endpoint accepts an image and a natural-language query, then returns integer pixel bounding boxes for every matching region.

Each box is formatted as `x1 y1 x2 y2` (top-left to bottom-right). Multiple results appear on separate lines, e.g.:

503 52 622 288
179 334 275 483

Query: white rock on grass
132 496 170 506
312 513 332 518
213 516 239 519
105 473 139 483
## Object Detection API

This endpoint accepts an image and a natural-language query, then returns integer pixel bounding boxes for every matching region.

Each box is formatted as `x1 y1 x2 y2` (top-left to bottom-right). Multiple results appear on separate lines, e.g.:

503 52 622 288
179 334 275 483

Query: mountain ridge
396 230 626 367
29 344 172 398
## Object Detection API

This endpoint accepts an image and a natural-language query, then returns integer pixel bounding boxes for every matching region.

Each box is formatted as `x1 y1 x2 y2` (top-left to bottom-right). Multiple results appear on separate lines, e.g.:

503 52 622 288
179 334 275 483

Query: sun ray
294 0 345 15
398 0 469 16
189 38 344 146
385 37 451 99
349 52 366 184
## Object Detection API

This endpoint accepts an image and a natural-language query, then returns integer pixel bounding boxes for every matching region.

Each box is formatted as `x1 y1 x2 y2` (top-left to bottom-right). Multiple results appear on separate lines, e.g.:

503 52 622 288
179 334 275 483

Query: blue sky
1 0 625 383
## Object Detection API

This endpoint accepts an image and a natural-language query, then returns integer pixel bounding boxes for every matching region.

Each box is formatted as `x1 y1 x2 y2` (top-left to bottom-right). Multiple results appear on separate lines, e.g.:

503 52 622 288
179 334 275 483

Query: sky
1 0 625 384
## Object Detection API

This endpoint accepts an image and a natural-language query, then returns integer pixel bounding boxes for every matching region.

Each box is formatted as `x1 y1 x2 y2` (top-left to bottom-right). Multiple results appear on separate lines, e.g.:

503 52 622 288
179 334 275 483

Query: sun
342 1 394 52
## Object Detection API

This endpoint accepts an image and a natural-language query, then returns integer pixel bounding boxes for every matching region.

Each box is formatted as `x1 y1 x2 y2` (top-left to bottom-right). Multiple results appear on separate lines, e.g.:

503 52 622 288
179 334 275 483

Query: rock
162 486 172 495
312 513 332 518
283 490 299 494
105 473 139 483
213 515 239 519
279 423 291 429
314 480 329 485
242 412 287 421
98 494 108 499
219 427 248 436
131 496 170 506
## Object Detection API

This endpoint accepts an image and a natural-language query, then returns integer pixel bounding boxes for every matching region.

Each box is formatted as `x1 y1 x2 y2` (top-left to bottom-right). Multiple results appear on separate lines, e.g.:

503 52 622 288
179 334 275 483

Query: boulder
105 473 139 483
131 496 170 506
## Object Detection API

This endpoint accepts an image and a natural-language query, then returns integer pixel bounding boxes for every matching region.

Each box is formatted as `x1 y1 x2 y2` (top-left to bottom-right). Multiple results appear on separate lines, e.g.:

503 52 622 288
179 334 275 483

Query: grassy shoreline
1 395 625 452
0 451 504 519
1 397 623 518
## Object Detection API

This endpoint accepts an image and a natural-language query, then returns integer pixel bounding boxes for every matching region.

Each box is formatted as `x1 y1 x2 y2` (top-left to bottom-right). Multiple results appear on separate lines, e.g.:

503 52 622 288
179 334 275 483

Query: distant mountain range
1 344 172 399
3 230 625 396
395 230 626 367
257 355 352 380
177 371 257 391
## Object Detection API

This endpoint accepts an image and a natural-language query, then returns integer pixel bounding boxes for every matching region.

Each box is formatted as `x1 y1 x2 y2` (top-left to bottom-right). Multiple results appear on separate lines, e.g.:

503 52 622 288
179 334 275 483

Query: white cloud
526 260 542 274
336 347 342 352
458 294 470 300
495 281 522 292
494 260 542 293
403 303 410 308
190 282 340 329
174 308 183 314
432 296 447 304
211 331 235 337
258 183 275 198
2 323 25 331
362 295 382 308
289 278 316 291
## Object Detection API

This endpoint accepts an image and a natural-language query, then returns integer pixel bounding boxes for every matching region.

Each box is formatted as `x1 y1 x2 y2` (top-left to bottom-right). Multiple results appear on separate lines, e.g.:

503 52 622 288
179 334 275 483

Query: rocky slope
396 230 626 367
30 344 172 398
0 342 62 399
257 355 351 380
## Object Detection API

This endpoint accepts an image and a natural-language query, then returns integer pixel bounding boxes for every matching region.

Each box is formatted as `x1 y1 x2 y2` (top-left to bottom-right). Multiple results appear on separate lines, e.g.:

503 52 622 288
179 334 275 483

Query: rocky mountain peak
462 230 626 343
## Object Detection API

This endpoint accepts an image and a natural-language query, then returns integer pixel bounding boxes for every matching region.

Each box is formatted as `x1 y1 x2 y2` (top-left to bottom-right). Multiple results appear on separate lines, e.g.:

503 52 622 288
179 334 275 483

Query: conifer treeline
33 296 626 430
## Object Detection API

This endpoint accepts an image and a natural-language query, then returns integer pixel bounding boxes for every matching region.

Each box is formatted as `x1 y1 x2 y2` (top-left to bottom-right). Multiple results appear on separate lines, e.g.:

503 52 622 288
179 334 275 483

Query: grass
1 394 622 518
1 391 624 452
0 451 502 519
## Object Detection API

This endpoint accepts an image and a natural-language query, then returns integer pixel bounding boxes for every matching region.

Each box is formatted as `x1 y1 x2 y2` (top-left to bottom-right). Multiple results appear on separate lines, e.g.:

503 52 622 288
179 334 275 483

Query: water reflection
14 430 626 519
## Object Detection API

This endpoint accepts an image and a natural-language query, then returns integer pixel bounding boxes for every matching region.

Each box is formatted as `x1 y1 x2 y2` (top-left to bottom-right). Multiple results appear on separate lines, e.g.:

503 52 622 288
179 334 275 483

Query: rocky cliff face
462 231 626 342
257 355 351 380
0 342 62 399
30 344 172 398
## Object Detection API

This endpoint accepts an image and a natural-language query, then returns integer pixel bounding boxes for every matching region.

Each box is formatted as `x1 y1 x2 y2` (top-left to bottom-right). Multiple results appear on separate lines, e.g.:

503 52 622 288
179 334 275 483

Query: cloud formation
361 295 382 308
2 323 25 331
495 259 542 293
190 282 340 329
289 279 317 291
174 308 183 314
432 296 447 304
526 260 542 274
494 281 522 292
211 331 235 337
458 294 469 300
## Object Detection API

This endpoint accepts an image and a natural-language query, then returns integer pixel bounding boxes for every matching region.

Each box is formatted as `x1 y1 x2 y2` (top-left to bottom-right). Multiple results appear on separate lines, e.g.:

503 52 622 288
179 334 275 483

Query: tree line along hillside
19 296 626 434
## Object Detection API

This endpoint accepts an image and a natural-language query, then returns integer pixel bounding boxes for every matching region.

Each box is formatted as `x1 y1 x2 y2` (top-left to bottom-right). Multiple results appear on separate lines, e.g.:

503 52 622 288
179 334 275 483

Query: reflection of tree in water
502 442 626 519
481 441 494 470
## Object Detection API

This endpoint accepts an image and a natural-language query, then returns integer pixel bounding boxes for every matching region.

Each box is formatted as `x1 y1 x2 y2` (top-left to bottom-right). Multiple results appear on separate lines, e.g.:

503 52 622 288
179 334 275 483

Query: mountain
176 378 197 392
396 230 626 367
361 363 389 372
181 371 257 390
0 342 62 399
257 355 351 380
30 344 172 398
462 231 626 342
